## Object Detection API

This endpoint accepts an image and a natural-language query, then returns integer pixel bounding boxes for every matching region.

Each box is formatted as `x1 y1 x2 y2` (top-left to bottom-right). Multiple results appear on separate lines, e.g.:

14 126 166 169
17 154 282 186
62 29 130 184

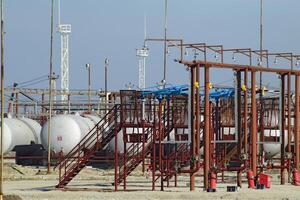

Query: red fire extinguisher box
259 173 271 188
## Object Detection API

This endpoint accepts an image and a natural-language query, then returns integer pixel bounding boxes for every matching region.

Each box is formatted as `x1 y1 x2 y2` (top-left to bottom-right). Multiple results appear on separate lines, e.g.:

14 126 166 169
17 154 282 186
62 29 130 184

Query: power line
16 74 48 86
18 78 49 88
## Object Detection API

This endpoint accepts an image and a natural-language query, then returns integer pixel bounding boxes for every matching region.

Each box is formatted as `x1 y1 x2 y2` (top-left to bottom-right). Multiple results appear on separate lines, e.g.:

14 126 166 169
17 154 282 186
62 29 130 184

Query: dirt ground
2 161 300 200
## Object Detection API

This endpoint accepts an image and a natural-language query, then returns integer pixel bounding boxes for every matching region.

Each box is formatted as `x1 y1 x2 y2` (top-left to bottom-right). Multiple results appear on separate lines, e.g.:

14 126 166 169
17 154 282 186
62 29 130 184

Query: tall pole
189 66 195 191
0 0 4 198
280 74 286 184
259 0 264 168
47 0 54 174
86 64 91 112
162 0 168 87
295 75 300 171
259 0 263 90
104 58 109 105
251 71 257 177
259 0 263 80
137 15 148 90
58 0 60 26
105 63 107 98
204 65 210 190
104 58 109 115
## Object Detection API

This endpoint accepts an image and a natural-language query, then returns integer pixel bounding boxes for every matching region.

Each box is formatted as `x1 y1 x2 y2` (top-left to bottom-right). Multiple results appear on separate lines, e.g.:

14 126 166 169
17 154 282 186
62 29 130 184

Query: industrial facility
0 0 300 200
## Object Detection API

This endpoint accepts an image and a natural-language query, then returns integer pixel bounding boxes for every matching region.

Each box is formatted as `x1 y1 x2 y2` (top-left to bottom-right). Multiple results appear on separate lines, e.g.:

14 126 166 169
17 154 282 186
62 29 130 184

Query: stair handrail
117 109 174 183
57 104 120 168
58 105 122 185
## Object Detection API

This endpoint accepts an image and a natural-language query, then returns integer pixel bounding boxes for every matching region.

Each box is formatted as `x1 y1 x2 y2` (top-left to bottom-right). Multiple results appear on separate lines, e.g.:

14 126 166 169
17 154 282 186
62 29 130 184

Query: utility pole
104 58 109 108
259 0 263 88
0 0 4 198
258 0 265 175
47 0 54 174
162 0 168 88
86 63 91 112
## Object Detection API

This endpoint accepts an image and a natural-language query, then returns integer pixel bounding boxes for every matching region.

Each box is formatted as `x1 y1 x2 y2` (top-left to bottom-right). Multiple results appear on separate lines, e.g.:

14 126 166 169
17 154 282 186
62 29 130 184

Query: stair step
57 105 122 187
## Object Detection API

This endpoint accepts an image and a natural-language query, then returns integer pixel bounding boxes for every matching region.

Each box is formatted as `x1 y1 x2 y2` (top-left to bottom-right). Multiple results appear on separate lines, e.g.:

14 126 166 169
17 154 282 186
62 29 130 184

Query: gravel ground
2 162 300 200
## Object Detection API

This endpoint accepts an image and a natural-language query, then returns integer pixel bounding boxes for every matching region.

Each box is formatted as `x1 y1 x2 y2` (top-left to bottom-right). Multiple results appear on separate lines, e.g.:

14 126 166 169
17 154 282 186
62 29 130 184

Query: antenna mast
136 14 149 90
58 0 71 102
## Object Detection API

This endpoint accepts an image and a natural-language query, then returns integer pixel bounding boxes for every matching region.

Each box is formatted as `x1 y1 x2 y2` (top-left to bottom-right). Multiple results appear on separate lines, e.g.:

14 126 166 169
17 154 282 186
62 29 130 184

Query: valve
241 84 247 92
194 81 199 88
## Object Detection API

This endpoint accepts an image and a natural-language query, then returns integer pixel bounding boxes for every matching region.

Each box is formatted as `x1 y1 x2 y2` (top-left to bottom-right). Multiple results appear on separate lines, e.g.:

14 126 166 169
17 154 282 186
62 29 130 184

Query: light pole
162 0 168 88
47 0 55 175
0 0 4 198
259 0 264 173
104 58 109 102
86 63 91 112
259 0 263 89
104 58 109 114
125 82 134 90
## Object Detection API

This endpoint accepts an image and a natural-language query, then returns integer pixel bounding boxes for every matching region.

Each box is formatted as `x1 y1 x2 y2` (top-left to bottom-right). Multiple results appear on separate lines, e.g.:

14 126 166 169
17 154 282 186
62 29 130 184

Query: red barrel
247 170 255 188
210 172 217 189
293 169 299 186
259 173 271 188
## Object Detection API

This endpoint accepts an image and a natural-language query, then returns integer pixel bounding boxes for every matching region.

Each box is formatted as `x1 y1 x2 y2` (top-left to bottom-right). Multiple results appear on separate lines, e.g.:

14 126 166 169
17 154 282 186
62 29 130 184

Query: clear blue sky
3 0 300 90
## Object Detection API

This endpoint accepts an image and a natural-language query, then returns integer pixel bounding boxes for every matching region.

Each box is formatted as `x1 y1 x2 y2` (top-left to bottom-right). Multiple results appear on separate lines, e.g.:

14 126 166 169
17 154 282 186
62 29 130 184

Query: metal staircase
162 125 206 182
163 143 190 182
216 117 251 168
56 105 121 188
115 113 174 185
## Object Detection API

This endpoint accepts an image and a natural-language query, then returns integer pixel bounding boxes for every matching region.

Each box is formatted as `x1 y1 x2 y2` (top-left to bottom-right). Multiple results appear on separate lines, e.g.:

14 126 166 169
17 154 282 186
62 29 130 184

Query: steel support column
114 106 118 191
287 73 291 182
244 69 248 156
295 75 300 171
204 65 210 190
123 127 127 190
287 74 291 154
195 65 200 178
280 74 286 185
15 92 19 116
41 93 45 124
251 70 257 177
152 104 157 191
189 65 196 191
159 100 164 191
236 70 242 187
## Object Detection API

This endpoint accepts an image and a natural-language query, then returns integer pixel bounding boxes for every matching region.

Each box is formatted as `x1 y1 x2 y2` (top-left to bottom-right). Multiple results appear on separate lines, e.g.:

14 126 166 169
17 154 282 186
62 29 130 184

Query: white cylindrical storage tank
41 114 100 155
84 115 102 125
263 110 288 158
18 117 42 143
3 117 41 154
2 122 12 154
108 128 177 154
263 129 287 158
83 114 111 150
108 128 145 154
222 127 235 135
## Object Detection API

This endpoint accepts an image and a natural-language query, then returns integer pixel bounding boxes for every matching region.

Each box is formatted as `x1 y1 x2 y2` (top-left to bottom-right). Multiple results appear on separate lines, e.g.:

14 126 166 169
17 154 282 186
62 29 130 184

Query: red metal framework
177 58 300 190
54 52 300 191
55 83 299 191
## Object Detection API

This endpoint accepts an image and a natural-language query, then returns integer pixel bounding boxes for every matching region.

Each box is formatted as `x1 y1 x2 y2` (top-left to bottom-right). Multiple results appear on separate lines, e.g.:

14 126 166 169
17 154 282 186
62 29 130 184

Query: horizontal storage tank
3 117 41 154
263 129 288 158
108 128 177 154
41 114 100 154
263 110 288 158
18 117 42 144
108 128 143 154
